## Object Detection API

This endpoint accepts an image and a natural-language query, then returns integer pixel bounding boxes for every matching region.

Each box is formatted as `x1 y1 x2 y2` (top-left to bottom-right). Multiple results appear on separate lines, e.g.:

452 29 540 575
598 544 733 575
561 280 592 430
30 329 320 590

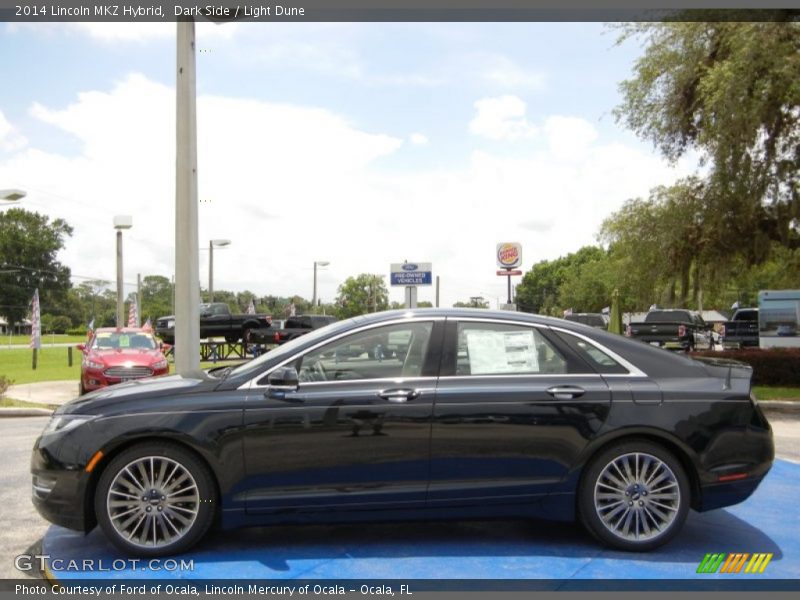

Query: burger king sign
496 243 522 269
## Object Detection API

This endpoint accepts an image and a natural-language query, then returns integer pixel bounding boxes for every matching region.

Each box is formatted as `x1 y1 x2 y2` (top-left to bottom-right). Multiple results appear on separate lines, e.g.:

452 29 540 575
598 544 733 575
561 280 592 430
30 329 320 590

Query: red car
77 328 170 394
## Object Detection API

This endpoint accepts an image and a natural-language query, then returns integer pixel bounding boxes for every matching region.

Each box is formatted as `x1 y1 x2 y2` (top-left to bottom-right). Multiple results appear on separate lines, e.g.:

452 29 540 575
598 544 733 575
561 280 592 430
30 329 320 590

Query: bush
67 327 89 336
0 375 12 398
692 348 800 386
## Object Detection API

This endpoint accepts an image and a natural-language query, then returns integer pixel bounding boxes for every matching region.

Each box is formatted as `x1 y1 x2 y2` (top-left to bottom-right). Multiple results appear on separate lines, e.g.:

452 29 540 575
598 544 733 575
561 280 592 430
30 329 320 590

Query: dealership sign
496 243 522 269
390 262 432 286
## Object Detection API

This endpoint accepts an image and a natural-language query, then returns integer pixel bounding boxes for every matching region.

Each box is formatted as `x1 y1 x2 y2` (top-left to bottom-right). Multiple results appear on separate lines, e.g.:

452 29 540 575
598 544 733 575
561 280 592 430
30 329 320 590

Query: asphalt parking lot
2 408 799 582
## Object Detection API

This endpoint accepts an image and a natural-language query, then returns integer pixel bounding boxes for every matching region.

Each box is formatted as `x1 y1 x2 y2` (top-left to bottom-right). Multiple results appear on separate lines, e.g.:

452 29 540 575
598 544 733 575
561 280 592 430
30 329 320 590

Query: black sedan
31 309 773 556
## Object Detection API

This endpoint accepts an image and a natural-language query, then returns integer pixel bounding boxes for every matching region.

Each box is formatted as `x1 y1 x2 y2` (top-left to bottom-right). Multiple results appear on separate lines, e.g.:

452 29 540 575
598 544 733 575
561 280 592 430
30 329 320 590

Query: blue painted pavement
43 459 800 587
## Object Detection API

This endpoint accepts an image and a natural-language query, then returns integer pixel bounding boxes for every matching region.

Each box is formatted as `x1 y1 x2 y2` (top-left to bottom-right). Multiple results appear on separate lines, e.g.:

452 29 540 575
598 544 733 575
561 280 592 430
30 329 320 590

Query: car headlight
152 359 168 370
85 359 104 370
42 415 96 437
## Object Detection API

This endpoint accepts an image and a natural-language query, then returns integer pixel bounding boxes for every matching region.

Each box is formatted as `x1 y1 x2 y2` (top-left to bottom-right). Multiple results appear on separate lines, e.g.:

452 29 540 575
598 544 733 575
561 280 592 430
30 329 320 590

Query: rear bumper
697 471 770 512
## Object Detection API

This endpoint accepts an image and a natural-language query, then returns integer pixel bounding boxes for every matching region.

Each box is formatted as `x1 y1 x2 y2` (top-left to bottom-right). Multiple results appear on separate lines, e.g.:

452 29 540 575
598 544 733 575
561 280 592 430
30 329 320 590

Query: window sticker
118 335 130 348
465 329 539 374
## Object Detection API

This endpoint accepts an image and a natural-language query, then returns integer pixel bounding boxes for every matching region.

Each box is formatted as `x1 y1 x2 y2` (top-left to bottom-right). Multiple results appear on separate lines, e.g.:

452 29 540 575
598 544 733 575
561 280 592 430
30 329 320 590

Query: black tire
578 439 690 552
94 441 217 557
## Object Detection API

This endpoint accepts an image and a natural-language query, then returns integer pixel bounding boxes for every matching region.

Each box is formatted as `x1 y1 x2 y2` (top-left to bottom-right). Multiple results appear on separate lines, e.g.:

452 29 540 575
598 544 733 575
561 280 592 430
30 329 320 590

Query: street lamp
312 261 330 314
208 239 231 302
113 215 132 327
0 189 26 205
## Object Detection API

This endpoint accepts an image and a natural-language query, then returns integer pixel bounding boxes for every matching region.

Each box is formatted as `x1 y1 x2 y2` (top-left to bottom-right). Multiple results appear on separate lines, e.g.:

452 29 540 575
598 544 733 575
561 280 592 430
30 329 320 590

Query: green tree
453 298 490 308
0 208 73 326
516 246 606 315
334 274 389 319
139 276 173 322
615 21 800 263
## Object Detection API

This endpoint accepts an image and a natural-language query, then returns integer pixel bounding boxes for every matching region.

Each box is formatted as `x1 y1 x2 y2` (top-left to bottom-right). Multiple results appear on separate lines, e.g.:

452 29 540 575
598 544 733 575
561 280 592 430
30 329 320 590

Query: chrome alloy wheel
593 452 681 542
106 456 199 548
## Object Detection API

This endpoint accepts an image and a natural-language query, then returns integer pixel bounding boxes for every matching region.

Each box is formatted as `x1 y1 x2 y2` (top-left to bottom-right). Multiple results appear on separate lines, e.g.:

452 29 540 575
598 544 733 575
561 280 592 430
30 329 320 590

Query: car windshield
228 316 360 379
91 332 157 350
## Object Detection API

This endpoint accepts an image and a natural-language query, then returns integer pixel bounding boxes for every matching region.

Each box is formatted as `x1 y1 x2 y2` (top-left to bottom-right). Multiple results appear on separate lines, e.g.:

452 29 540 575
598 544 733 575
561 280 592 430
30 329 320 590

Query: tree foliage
334 274 389 319
0 208 73 325
615 21 800 262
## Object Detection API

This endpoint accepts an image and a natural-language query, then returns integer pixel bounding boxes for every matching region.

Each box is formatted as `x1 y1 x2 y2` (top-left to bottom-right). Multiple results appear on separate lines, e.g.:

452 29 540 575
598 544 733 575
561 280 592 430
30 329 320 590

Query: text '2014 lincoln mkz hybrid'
31 309 773 556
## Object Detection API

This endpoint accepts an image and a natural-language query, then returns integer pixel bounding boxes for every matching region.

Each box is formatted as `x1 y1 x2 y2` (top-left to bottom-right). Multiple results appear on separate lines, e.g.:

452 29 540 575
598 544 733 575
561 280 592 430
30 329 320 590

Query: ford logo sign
402 263 418 271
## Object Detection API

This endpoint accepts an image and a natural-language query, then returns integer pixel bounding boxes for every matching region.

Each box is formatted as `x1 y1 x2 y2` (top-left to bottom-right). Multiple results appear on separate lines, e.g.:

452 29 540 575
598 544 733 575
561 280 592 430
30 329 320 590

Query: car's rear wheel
95 442 216 556
578 440 689 551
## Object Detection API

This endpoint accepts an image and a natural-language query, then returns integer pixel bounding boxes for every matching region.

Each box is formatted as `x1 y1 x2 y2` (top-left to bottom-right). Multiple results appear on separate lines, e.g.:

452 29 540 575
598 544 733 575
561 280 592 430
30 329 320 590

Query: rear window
554 332 630 375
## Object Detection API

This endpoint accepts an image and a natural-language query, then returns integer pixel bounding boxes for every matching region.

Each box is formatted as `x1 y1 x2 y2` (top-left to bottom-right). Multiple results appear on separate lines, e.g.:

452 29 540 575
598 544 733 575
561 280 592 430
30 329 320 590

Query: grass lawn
0 346 248 385
752 386 800 401
1 334 87 347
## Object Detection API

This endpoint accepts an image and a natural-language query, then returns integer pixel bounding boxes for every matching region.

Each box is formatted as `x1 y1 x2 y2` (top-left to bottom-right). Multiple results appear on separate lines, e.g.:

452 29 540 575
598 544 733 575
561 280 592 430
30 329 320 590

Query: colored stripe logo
697 553 773 574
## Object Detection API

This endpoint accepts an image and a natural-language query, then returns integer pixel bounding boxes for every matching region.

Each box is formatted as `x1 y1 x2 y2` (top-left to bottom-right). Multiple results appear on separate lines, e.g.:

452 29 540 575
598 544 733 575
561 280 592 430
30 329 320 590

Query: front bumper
30 438 92 532
82 367 169 392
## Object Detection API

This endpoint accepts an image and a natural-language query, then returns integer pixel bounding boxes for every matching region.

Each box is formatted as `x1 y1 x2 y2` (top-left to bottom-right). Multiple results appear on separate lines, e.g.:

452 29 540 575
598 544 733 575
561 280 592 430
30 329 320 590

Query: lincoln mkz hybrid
31 309 774 556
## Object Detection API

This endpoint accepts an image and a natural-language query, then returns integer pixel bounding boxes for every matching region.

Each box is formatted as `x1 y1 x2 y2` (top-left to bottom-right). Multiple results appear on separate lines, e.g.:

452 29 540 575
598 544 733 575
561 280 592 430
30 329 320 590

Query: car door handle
379 389 419 403
265 386 303 402
546 386 585 400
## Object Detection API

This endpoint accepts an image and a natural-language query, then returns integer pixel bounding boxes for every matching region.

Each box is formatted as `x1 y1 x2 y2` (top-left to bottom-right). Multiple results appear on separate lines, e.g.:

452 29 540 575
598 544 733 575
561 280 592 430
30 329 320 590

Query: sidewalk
1 380 78 416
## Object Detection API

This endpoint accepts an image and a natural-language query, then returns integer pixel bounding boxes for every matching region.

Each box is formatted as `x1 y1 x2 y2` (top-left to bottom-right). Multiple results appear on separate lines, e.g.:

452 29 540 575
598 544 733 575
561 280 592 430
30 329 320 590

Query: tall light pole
208 239 231 302
312 261 329 314
113 215 133 327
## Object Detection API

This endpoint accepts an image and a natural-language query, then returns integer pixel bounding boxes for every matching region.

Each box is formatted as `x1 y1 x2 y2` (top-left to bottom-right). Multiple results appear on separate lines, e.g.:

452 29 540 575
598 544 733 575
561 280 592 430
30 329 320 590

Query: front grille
104 367 153 378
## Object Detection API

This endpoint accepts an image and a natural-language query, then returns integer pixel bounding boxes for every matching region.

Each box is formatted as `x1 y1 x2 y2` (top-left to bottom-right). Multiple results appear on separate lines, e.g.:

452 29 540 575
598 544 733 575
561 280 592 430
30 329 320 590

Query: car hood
87 348 165 365
59 371 215 416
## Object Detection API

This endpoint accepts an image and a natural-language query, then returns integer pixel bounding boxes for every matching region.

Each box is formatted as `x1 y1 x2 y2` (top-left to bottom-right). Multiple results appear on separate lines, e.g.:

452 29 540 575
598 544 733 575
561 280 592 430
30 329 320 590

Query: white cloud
0 110 27 152
409 133 429 145
469 95 538 141
0 75 695 310
478 55 547 90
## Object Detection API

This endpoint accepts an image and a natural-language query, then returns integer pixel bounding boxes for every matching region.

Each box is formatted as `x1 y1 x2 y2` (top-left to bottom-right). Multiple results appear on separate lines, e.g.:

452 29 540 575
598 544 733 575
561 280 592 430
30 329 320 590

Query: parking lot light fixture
208 239 232 302
0 189 26 204
113 216 133 328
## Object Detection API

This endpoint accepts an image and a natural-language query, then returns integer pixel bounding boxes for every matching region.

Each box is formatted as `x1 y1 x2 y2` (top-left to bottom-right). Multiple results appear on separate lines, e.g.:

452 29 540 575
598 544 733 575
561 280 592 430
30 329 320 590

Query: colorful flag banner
128 296 138 328
30 288 41 349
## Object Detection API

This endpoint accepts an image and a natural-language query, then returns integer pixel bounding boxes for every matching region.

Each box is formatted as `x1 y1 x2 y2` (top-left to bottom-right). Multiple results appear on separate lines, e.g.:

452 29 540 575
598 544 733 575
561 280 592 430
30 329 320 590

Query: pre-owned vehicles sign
390 262 432 286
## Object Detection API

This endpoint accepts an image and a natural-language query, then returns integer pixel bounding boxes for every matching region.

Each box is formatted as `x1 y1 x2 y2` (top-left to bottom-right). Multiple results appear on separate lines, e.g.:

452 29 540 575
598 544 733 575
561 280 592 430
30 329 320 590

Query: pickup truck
626 309 713 352
251 314 337 345
155 302 271 344
721 308 759 348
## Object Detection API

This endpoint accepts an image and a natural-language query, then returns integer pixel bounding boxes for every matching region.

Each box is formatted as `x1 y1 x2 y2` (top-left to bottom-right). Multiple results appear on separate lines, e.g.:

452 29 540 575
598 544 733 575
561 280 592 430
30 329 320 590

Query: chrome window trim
548 325 647 377
239 317 444 390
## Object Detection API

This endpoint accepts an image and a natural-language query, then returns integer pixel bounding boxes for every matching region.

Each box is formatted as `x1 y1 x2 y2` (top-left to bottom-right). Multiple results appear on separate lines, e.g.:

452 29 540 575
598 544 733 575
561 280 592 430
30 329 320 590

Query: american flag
142 317 152 332
246 299 256 315
30 288 41 349
128 296 138 328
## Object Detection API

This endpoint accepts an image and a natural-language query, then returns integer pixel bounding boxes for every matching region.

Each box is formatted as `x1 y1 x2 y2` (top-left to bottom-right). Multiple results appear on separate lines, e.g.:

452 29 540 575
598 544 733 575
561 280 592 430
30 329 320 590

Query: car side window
455 322 567 375
553 331 629 374
297 322 433 383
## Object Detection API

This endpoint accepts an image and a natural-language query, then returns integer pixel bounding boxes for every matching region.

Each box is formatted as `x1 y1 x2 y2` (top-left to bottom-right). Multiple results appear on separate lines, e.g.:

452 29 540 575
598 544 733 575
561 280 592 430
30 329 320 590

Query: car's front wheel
95 441 216 556
578 440 690 551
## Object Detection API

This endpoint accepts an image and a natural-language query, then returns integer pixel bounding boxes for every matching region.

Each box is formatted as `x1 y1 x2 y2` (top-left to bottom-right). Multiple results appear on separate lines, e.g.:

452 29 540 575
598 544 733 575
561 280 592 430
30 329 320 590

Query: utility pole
435 276 440 308
137 273 142 327
175 18 200 374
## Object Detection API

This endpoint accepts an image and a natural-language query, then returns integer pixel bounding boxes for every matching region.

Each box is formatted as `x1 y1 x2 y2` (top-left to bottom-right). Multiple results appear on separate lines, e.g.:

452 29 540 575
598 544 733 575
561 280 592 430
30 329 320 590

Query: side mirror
268 366 299 388
76 344 86 352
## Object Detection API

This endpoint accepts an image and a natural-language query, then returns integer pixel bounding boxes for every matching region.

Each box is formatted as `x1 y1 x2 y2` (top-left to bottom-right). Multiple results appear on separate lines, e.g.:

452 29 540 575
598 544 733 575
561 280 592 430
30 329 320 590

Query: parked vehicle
155 302 271 344
33 308 773 556
627 309 713 351
721 308 759 349
77 328 170 394
250 314 337 345
564 313 608 329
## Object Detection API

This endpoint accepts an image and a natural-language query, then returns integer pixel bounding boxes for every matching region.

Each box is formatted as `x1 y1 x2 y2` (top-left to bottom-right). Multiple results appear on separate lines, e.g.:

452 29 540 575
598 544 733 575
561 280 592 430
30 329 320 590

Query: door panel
428 320 611 506
243 320 442 514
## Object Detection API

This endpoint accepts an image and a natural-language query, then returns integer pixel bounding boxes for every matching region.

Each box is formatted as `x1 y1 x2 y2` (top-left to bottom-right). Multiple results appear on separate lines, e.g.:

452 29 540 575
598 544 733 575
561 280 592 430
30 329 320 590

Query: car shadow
47 507 782 577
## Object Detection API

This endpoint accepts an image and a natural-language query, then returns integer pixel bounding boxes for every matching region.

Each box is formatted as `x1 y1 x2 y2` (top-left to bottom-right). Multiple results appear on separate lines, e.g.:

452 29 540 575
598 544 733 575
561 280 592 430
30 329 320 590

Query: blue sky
0 22 693 307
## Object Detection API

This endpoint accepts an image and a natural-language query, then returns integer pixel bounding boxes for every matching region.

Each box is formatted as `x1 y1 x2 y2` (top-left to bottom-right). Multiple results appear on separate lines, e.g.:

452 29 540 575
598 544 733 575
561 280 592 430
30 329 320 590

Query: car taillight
625 324 632 337
678 325 686 337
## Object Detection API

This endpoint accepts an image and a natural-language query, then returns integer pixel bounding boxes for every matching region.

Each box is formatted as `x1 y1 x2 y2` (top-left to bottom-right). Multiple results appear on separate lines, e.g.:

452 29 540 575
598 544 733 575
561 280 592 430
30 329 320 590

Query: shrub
692 348 800 386
0 375 11 398
67 327 90 336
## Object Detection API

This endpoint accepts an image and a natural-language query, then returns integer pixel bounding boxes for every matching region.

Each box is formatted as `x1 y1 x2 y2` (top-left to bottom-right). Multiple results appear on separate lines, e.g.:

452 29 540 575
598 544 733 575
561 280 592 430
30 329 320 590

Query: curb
0 407 53 417
760 400 800 410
